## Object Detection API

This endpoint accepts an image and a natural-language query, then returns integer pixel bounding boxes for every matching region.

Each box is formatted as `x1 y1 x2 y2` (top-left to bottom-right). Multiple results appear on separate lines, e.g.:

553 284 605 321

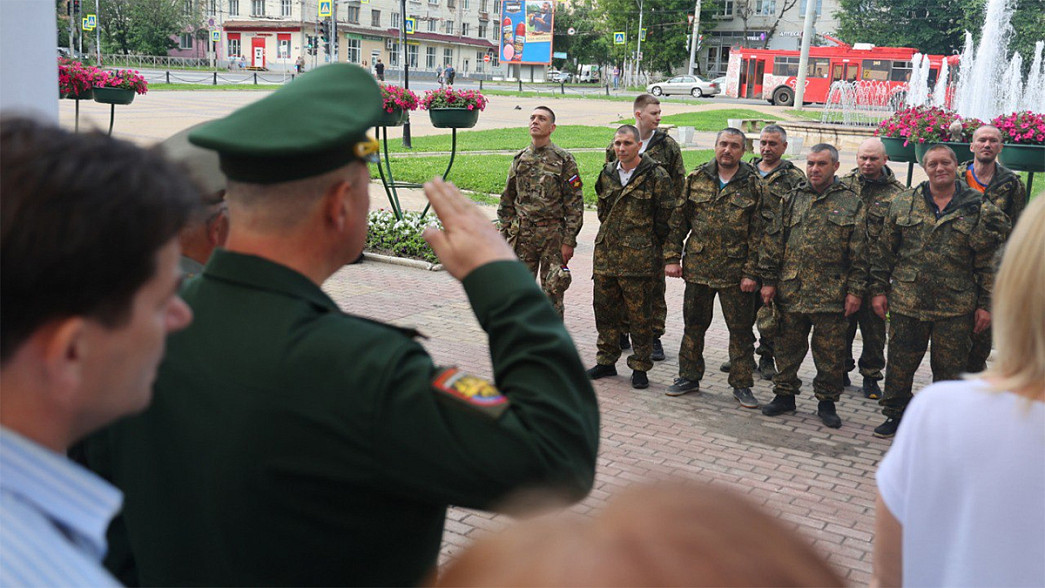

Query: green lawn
655 109 782 129
481 89 639 103
381 124 617 153
150 83 281 91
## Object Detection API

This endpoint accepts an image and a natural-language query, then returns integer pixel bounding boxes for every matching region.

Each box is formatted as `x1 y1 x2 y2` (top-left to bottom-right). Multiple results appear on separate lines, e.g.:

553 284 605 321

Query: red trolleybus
724 41 959 107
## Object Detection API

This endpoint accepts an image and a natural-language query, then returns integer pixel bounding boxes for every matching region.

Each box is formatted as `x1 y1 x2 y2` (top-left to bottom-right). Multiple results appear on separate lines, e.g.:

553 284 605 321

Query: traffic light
72 0 81 13
319 21 330 42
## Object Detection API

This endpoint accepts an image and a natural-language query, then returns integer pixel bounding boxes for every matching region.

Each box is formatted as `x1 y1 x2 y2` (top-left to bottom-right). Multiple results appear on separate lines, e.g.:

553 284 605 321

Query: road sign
613 32 625 45
318 1 331 17
81 17 94 31
484 54 491 62
567 26 575 35
212 30 220 41
405 17 415 34
640 28 647 41
553 51 567 58
86 13 96 27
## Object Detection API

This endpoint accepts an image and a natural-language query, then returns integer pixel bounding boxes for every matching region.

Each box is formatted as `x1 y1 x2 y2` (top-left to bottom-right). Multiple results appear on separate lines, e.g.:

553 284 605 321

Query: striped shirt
0 427 122 586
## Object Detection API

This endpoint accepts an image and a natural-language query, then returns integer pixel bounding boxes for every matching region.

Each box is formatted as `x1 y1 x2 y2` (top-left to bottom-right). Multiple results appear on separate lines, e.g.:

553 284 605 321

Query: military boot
586 364 617 380
631 370 649 389
817 400 842 428
719 360 731 373
873 417 902 438
761 394 796 416
651 338 666 361
758 355 776 380
862 378 881 400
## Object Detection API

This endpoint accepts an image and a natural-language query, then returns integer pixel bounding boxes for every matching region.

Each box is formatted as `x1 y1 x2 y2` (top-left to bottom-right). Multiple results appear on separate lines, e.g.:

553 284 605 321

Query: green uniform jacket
81 250 600 587
498 142 585 247
760 178 868 314
593 154 676 277
664 159 766 288
841 165 907 243
750 157 806 208
958 159 1027 226
606 129 687 199
870 181 1010 320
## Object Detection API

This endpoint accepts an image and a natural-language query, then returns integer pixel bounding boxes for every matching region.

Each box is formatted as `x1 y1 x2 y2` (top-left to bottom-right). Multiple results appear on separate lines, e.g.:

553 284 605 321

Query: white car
546 70 573 83
646 75 720 97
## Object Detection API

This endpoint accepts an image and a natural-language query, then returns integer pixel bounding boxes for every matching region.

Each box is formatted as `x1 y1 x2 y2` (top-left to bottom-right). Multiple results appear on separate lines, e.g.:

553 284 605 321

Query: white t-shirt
876 379 1045 587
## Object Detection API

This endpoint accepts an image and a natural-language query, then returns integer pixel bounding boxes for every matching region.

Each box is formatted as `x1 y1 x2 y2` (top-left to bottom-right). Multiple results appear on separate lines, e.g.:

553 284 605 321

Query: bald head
857 138 888 180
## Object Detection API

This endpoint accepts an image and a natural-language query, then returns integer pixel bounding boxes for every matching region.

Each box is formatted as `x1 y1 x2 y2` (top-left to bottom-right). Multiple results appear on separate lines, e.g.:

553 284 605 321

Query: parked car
546 69 573 83
711 75 727 88
646 75 720 97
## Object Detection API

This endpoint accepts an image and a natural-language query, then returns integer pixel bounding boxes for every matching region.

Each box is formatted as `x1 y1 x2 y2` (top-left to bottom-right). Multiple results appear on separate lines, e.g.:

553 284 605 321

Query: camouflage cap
188 63 381 184
756 301 779 338
546 266 573 297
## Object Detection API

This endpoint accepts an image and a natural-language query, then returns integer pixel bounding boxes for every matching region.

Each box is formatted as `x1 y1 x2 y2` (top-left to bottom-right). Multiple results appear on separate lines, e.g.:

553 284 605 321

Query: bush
365 209 442 263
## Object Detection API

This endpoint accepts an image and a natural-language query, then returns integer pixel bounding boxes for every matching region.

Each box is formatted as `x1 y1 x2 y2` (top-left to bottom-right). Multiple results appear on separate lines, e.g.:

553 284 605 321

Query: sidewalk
347 184 939 585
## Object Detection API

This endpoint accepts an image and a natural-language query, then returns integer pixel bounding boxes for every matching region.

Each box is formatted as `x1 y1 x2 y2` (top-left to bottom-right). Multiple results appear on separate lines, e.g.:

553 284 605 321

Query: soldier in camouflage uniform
839 138 906 400
759 144 868 429
499 106 585 318
663 128 765 409
587 125 677 390
738 124 807 379
957 124 1027 373
870 145 1010 438
605 94 686 361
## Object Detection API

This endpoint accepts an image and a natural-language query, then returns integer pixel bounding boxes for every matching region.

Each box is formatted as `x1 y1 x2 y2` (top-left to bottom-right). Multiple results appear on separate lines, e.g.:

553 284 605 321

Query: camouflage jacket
606 129 687 199
759 178 868 314
498 142 585 247
665 159 766 288
751 157 806 209
593 154 676 277
870 181 1010 320
841 165 906 243
958 159 1027 226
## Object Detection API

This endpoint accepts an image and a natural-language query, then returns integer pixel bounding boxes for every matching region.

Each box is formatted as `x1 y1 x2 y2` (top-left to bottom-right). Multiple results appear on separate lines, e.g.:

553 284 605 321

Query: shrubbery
365 209 442 263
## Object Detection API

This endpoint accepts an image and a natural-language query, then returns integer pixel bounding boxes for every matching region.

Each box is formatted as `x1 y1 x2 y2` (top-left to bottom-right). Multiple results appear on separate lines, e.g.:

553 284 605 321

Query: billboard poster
500 0 553 65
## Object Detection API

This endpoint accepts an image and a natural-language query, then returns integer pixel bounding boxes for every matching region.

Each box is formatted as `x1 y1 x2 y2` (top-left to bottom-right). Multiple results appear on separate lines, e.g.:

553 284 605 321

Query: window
493 0 500 14
798 0 822 16
347 5 359 22
461 22 469 36
478 23 487 38
389 42 400 65
408 44 418 67
447 0 455 8
427 19 436 31
426 46 436 67
229 0 239 15
755 0 775 15
371 10 381 26
184 0 193 17
444 20 454 34
890 61 913 82
463 0 469 8
251 0 264 16
281 0 291 16
392 12 400 28
443 48 452 66
476 50 484 71
481 0 488 10
228 36 241 57
345 38 361 62
721 0 734 16
179 33 193 49
208 0 216 15
861 59 891 81
772 56 829 77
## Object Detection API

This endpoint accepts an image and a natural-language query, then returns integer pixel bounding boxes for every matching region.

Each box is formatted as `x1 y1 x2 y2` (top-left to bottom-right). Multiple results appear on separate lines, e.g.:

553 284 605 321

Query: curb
363 251 444 272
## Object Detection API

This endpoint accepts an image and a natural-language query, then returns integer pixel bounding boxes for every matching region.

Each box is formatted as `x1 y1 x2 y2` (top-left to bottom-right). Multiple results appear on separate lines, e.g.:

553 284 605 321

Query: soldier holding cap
79 64 599 586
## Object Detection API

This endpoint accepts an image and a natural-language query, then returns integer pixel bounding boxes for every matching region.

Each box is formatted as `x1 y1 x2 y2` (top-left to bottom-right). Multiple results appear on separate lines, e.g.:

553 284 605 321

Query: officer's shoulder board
431 367 509 419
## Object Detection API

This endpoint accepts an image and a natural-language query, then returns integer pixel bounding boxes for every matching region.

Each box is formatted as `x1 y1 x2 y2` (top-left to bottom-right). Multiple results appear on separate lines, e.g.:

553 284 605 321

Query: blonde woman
872 196 1045 587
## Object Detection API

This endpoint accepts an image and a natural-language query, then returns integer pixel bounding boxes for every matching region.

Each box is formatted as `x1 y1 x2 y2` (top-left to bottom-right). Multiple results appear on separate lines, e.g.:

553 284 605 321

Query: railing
105 54 212 68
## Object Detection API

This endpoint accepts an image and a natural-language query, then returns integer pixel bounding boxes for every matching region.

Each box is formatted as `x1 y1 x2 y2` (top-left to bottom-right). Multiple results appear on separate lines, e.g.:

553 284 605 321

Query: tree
599 0 721 76
99 0 193 55
552 0 613 70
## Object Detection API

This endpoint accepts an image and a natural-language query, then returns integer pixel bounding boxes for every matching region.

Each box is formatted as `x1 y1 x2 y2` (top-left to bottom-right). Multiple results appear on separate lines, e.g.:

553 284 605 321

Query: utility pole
95 0 101 64
687 0 701 75
331 0 338 62
794 0 817 110
635 0 643 82
400 0 411 147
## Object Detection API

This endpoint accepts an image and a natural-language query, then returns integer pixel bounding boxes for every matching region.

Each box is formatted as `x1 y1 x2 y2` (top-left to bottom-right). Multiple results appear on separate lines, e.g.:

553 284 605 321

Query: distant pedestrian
437 65 445 87
375 58 385 81
613 65 620 89
445 65 456 86
295 55 304 73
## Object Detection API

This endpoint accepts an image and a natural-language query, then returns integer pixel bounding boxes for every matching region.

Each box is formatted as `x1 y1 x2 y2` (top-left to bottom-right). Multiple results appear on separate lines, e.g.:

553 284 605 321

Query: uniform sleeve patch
432 368 509 419
567 174 583 189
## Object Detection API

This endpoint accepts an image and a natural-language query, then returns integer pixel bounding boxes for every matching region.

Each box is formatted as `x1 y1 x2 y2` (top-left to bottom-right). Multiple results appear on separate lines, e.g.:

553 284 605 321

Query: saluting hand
423 178 517 280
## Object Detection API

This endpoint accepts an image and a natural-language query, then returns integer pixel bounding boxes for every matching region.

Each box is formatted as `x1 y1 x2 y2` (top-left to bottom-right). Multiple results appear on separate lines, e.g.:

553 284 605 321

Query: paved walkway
58 91 944 584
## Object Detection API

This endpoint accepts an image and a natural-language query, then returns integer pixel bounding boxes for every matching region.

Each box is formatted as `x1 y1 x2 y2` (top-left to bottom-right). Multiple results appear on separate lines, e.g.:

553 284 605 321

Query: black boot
651 338 666 361
874 416 902 438
761 394 796 416
758 355 776 380
817 400 842 428
719 360 731 373
586 364 617 380
862 378 881 400
631 370 649 389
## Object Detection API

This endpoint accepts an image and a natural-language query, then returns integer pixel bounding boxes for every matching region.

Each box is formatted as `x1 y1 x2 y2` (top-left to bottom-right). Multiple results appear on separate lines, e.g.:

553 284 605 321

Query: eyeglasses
354 135 380 163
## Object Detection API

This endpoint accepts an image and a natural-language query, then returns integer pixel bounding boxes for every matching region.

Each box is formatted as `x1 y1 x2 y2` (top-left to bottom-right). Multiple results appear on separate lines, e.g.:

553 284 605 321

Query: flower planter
428 108 480 129
881 137 917 163
914 142 970 164
61 88 94 100
998 144 1045 172
92 87 136 105
376 106 406 127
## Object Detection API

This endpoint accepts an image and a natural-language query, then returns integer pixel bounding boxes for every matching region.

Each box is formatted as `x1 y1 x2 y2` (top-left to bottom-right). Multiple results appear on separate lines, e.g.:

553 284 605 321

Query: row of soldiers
498 94 1024 436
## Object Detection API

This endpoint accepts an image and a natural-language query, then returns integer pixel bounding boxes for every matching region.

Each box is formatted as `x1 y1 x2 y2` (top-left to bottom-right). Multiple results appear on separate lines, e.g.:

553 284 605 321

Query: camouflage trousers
751 292 775 360
622 273 667 339
965 326 992 373
594 275 656 372
679 283 757 388
844 294 886 380
512 229 566 318
880 312 973 418
772 311 849 401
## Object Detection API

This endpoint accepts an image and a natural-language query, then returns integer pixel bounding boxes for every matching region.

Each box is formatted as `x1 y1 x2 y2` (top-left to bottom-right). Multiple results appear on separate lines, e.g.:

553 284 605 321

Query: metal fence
105 54 213 69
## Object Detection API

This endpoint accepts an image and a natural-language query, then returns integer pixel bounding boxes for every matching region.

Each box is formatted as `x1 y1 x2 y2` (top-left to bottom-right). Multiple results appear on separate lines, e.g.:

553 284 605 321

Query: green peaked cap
188 63 381 184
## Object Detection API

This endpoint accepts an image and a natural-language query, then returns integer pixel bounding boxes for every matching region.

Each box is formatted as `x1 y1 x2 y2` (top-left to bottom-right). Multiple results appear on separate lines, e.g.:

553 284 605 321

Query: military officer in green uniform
605 94 687 361
760 144 868 429
77 64 600 586
958 124 1027 373
870 144 1009 438
726 124 806 379
587 125 677 389
839 138 906 399
499 106 584 318
663 128 765 409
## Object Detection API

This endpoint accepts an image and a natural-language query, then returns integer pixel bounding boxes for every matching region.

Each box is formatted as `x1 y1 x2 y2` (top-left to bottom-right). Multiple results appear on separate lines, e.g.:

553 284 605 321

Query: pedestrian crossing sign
613 32 625 45
405 17 416 34
212 30 220 41
318 1 332 17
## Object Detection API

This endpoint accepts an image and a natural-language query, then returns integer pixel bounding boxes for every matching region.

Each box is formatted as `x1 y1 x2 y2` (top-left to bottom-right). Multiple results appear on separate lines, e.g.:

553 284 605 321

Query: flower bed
877 106 984 145
381 85 420 112
365 209 442 263
992 111 1045 145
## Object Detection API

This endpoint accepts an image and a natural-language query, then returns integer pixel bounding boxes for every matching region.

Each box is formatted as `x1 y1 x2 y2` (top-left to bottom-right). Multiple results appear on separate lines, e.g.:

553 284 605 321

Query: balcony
478 11 489 20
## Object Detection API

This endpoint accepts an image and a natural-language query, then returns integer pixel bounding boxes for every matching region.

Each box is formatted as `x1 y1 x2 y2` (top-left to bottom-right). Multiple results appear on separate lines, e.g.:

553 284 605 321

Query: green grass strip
149 83 280 91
